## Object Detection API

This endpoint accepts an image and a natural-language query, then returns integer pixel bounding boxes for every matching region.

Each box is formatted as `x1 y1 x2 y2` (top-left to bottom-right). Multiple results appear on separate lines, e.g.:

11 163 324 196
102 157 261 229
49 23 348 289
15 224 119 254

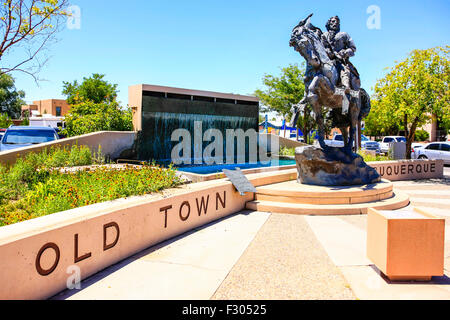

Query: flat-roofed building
21 99 70 117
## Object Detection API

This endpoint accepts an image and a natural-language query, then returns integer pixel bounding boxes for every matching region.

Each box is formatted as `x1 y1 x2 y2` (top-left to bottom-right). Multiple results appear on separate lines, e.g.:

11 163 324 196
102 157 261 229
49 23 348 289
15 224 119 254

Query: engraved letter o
36 243 60 276
179 201 191 221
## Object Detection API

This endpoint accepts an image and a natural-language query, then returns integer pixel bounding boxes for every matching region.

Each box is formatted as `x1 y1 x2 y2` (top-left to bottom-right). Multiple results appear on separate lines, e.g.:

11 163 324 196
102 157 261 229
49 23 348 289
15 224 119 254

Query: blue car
0 126 60 152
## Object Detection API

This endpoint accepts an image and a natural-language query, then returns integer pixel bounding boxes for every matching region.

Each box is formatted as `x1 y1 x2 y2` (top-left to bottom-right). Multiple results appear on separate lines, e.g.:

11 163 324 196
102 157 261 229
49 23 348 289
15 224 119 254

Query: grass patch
278 147 389 162
0 145 181 227
358 150 389 162
278 146 296 157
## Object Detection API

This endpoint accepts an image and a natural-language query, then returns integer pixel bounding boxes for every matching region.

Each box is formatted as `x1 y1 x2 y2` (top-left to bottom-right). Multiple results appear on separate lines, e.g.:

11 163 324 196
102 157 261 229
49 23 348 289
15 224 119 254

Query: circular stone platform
245 179 410 215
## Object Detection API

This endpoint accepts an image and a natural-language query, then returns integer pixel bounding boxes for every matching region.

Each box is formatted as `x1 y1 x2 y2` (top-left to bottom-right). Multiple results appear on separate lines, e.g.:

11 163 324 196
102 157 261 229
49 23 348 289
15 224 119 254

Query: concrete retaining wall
368 159 444 181
0 170 295 300
0 131 136 166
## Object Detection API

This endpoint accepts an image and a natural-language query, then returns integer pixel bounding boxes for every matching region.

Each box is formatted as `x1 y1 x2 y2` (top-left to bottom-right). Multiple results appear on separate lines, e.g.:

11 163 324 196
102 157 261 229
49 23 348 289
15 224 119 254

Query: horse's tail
359 88 371 121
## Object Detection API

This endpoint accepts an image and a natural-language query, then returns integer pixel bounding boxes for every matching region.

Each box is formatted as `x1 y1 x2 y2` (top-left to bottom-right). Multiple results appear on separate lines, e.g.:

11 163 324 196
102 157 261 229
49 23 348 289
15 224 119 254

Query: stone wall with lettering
368 160 444 181
0 183 249 299
0 169 296 300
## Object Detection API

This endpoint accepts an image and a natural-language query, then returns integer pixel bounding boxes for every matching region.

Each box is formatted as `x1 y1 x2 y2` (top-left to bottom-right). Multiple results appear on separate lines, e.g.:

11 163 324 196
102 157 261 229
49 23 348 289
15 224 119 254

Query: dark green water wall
137 94 259 164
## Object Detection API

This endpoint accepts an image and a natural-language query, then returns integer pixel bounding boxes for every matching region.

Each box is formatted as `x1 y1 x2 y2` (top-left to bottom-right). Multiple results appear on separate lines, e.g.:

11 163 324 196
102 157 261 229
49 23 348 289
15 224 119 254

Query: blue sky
12 0 450 108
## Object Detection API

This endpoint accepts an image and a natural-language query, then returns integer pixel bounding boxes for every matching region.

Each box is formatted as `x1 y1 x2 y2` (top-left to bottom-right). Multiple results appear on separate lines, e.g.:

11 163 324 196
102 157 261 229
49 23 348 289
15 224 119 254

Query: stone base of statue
295 145 381 186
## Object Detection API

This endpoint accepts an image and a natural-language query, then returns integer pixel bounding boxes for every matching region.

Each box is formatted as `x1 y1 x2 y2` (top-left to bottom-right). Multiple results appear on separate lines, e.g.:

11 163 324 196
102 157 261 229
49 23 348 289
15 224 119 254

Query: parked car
411 143 425 159
325 134 346 147
325 134 380 153
0 128 6 142
415 142 450 165
0 126 59 152
379 136 407 154
361 135 381 154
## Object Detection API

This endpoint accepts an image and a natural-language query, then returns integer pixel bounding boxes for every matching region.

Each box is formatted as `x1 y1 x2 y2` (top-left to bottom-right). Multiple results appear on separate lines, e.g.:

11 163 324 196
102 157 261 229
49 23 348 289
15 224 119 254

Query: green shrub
415 129 430 142
279 146 296 157
68 145 92 166
358 151 389 162
0 113 12 128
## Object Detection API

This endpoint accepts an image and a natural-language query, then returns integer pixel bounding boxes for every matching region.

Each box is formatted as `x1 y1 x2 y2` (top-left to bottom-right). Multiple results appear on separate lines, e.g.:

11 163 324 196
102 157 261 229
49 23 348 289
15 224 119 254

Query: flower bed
0 146 181 226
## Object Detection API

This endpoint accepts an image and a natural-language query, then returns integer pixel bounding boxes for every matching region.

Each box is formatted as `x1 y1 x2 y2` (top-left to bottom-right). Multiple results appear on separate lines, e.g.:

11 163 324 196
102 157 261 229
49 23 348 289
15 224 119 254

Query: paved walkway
52 168 450 300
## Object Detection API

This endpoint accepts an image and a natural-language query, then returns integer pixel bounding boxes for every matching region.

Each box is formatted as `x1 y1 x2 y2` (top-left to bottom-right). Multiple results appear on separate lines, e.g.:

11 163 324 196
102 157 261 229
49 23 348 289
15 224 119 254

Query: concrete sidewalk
52 168 450 300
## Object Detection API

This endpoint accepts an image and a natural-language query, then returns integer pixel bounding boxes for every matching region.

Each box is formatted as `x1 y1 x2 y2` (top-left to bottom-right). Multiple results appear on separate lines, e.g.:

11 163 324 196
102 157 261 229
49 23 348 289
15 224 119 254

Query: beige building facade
22 99 70 117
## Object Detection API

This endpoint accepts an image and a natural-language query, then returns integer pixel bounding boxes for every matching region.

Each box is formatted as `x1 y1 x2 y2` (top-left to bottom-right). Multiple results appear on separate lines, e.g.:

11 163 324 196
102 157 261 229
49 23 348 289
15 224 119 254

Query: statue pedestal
294 145 381 186
245 179 410 215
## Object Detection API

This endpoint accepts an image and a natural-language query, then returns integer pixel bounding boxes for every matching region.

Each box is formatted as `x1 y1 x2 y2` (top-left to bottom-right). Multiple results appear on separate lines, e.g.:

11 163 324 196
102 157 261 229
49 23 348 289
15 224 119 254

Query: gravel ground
212 213 355 300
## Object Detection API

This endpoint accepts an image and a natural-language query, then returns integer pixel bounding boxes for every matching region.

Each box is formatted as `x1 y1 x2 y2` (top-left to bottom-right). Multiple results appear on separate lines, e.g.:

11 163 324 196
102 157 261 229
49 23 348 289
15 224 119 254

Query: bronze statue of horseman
289 14 371 155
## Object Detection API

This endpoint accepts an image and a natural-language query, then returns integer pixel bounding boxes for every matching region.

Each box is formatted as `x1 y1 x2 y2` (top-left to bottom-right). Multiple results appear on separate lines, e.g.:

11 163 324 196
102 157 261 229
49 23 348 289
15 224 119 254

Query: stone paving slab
304 216 372 267
340 265 450 300
212 213 355 300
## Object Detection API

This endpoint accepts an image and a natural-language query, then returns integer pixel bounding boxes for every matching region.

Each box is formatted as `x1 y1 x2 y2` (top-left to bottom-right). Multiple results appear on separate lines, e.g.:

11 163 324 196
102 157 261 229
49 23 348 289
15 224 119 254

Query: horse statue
289 14 371 155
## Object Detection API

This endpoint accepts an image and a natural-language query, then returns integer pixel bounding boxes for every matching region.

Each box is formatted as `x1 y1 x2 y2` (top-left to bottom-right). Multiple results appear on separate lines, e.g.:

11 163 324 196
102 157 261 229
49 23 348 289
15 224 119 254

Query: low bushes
358 151 390 162
0 145 181 226
278 146 296 157
278 147 389 162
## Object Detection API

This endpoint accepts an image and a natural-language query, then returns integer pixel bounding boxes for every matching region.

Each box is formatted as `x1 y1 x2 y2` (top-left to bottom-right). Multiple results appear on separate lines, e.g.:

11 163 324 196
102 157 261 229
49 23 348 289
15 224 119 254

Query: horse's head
290 16 322 69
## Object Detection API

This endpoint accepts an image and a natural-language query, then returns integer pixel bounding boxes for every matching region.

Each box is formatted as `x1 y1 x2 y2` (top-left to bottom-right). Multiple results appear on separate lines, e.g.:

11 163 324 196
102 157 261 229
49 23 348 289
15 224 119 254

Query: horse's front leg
346 126 355 154
337 127 347 148
346 103 360 154
310 98 326 148
308 75 330 150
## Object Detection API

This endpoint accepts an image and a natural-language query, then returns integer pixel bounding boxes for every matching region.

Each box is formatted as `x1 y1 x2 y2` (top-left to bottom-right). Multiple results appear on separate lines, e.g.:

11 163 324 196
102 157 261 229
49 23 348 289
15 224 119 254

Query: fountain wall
129 84 259 164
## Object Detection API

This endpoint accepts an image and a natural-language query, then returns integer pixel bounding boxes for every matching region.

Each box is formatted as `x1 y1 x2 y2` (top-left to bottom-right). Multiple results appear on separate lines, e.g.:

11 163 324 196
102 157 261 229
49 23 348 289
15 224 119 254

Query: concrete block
367 207 445 281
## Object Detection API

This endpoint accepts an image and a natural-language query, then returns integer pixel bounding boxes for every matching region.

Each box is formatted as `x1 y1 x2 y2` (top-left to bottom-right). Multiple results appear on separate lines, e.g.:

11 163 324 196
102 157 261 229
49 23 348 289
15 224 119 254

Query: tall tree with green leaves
62 74 132 137
0 0 70 81
367 46 449 158
255 63 316 143
363 99 400 138
0 73 25 118
62 73 118 104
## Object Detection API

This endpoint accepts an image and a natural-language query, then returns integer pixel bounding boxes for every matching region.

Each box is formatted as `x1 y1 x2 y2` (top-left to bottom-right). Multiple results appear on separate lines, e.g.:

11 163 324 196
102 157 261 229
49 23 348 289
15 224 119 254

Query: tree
62 74 132 137
255 63 316 143
368 46 449 158
63 101 132 137
0 0 70 81
0 112 12 127
62 73 118 104
0 73 25 118
364 99 400 138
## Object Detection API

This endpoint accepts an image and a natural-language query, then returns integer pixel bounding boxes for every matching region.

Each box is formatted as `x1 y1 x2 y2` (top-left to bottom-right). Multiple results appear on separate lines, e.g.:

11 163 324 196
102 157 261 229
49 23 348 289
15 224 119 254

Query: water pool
176 159 296 175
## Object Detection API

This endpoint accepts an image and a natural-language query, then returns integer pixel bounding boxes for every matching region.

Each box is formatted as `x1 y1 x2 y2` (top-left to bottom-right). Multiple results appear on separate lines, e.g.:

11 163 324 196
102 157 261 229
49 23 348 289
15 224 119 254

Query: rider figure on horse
322 16 360 93
291 15 362 127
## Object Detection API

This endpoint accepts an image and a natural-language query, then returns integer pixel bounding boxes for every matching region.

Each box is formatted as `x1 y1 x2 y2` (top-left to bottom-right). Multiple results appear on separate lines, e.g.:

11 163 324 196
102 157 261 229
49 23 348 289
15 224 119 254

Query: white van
29 116 66 130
